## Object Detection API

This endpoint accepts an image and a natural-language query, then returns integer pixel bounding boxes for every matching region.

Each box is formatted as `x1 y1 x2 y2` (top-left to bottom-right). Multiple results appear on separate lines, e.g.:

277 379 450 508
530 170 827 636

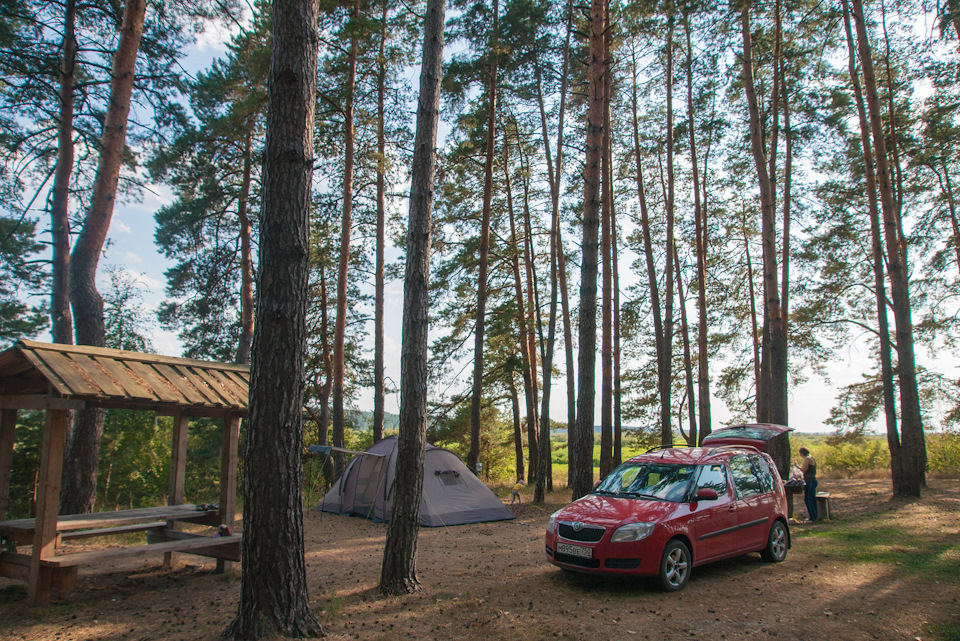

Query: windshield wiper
592 489 619 496
620 491 661 500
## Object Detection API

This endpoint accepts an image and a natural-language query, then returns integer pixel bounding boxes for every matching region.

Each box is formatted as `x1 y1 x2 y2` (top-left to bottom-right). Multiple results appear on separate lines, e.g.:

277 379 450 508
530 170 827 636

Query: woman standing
798 447 818 522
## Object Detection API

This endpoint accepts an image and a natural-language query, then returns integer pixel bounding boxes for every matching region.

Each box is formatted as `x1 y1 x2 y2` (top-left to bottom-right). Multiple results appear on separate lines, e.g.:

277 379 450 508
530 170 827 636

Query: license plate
557 542 593 558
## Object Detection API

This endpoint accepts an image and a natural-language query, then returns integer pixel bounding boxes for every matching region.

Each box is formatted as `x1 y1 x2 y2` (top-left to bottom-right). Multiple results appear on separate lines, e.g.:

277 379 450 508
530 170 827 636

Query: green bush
928 431 960 476
818 438 890 477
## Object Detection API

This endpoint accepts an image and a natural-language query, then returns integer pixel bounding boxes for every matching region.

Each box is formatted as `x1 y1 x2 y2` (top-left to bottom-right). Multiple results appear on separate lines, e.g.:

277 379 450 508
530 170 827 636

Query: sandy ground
1 478 958 641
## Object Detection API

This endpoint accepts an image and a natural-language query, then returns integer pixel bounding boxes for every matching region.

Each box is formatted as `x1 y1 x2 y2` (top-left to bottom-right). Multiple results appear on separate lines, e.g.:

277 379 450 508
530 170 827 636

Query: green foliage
928 431 960 476
818 438 891 477
0 216 47 341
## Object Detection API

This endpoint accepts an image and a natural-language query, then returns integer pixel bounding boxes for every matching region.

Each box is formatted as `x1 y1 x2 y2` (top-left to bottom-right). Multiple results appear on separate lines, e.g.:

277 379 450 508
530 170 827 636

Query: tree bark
572 0 607 499
222 0 322 634
683 10 711 442
61 0 147 516
662 9 677 447
599 10 614 478
468 0 500 474
741 0 788 433
534 0 572 499
373 0 389 444
333 0 361 472
675 245 697 445
236 131 255 365
50 0 76 346
849 0 925 496
378 0 444 595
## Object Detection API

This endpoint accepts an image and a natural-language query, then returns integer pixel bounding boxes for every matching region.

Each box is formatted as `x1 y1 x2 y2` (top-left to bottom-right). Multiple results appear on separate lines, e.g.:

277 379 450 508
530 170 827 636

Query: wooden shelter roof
0 340 248 416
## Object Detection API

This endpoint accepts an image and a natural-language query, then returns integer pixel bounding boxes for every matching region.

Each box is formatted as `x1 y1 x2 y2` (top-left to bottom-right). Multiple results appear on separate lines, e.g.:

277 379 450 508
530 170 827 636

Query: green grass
795 512 960 582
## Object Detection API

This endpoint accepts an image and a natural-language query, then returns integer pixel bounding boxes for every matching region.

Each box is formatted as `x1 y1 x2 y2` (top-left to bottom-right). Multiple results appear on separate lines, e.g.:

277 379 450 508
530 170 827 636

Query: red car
545 445 790 591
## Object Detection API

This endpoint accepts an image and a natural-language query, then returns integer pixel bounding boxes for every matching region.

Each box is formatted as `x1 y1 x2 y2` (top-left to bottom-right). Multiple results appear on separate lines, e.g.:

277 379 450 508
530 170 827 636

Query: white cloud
113 220 133 234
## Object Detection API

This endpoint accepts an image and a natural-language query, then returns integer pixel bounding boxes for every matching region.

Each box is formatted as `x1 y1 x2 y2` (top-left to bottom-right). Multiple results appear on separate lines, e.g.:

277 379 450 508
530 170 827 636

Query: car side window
753 456 775 493
696 464 728 495
730 454 763 498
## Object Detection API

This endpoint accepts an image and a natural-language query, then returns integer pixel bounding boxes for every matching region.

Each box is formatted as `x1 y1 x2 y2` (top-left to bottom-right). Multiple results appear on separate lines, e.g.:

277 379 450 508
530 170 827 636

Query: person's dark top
803 459 817 482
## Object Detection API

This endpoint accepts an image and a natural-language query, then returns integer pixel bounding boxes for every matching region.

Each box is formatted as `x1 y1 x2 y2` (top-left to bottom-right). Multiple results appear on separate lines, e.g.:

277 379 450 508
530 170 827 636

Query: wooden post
28 409 67 606
0 409 17 521
217 414 240 573
164 411 189 567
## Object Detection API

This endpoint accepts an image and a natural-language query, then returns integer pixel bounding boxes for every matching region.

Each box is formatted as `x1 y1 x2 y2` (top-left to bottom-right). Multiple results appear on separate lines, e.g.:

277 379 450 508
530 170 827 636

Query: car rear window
595 463 696 502
704 426 781 442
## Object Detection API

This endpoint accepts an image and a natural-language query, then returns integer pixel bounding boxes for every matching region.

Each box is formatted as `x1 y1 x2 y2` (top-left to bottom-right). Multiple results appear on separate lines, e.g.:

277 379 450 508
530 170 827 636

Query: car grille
558 522 605 542
605 558 641 570
554 552 601 569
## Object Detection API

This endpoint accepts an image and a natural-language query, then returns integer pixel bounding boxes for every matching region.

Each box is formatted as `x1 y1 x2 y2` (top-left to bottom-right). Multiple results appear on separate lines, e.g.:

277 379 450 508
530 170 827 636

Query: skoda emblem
572 521 584 532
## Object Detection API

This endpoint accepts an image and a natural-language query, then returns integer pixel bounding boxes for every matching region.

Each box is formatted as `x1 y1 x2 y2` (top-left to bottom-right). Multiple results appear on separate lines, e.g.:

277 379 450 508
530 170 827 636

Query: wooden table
0 504 241 601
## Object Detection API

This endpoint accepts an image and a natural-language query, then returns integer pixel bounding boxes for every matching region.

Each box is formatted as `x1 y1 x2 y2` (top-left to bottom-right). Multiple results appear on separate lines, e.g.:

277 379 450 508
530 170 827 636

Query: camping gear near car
317 437 515 527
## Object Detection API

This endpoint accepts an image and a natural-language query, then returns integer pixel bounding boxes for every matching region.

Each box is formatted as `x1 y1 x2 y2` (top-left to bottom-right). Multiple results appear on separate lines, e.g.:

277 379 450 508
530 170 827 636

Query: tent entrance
352 456 385 518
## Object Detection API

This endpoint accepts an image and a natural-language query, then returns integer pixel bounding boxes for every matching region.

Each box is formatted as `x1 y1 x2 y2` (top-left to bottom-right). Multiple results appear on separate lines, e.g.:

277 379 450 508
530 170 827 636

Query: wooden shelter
0 340 248 606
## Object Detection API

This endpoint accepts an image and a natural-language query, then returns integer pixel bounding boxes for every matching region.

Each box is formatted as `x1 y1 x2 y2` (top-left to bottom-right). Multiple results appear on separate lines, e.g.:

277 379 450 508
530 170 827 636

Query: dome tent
316 437 515 527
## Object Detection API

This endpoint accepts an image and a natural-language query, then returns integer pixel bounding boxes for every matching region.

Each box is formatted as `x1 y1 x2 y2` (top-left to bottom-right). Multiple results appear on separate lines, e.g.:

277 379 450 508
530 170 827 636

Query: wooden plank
206 370 248 406
45 534 242 567
175 366 225 405
60 522 167 542
17 339 249 374
28 409 67 607
220 370 250 402
16 350 72 396
148 529 242 562
30 350 101 396
0 395 84 411
124 361 183 403
152 364 208 405
93 357 155 400
0 409 15 520
0 505 220 537
65 354 127 397
0 550 29 581
191 368 243 406
218 415 241 573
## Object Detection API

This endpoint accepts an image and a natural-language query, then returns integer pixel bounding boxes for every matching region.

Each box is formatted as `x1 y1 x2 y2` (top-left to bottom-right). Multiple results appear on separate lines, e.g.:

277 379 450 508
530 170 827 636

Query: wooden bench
0 505 238 596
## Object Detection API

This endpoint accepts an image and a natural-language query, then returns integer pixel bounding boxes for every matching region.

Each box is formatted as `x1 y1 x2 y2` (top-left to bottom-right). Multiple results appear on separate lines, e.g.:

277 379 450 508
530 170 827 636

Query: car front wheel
657 539 691 592
760 520 789 562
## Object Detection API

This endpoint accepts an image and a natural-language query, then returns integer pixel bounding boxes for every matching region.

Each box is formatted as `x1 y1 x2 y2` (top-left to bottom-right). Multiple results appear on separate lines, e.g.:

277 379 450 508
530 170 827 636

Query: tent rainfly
317 437 515 527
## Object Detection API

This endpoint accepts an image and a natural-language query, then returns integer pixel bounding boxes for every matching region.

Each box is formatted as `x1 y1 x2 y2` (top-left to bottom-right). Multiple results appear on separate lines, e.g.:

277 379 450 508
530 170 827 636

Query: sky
29 17 935 438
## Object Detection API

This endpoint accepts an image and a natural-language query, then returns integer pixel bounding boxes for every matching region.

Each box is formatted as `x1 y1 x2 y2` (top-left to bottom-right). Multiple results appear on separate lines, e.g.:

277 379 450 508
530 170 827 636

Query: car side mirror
695 488 719 501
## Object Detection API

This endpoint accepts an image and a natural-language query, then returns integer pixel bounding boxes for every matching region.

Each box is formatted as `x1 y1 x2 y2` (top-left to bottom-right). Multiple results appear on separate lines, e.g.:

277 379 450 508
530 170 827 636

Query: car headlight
611 522 655 542
547 511 561 533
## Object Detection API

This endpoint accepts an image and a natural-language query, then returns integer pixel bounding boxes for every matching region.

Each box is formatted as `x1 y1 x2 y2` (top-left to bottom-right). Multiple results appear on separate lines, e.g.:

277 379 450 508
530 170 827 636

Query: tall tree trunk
222 0 322 633
378 0 444 595
573 0 607 499
50 0 76 346
849 0 925 496
741 0 788 436
744 210 761 400
319 260 334 479
373 0 389 444
674 245 697 445
662 10 677 447
333 0 361 472
631 48 666 446
599 14 614 478
236 131 255 365
517 138 541 483
683 11 711 442
534 0 572 499
468 0 500 473
504 140 537 484
61 0 147 516
841 0 899 484
510 377 524 481
612 208 623 465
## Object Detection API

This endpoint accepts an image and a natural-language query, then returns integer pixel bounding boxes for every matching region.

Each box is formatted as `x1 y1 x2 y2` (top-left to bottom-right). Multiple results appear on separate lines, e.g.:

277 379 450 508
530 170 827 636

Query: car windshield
594 462 696 502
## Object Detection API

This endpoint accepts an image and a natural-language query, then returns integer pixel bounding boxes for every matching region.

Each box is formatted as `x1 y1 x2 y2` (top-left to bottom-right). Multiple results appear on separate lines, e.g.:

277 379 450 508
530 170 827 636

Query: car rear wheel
657 539 691 592
760 520 789 562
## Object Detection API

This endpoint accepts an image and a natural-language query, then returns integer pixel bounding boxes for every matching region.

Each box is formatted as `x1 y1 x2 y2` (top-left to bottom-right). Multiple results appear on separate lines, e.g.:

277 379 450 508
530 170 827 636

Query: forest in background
2 0 960 512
